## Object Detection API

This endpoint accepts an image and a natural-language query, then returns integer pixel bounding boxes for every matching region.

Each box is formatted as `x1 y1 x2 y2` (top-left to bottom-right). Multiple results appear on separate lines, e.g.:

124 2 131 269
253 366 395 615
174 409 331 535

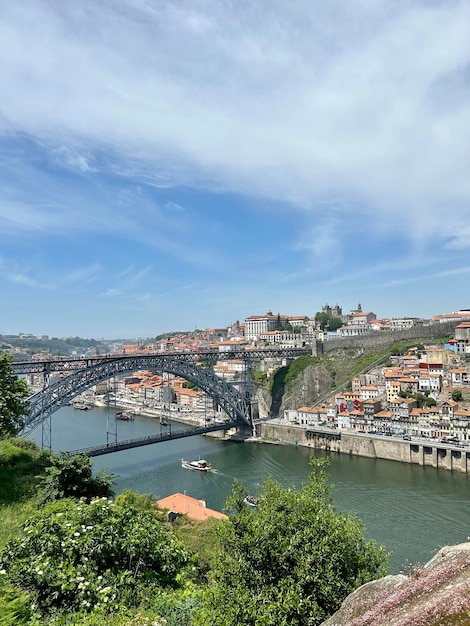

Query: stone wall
319 321 458 355
257 422 470 473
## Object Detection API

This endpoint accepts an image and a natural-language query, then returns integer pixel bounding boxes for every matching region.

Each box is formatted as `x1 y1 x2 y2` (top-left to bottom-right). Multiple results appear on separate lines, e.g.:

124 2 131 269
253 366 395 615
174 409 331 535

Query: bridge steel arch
21 354 253 437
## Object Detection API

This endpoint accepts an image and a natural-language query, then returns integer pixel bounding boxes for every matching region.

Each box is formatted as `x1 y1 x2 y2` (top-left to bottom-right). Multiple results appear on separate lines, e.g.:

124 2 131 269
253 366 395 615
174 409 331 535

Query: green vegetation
269 364 289 395
1 497 192 619
195 458 388 625
0 435 389 625
252 370 267 384
269 355 320 395
314 311 343 331
183 380 198 390
0 355 30 437
38 452 116 504
451 389 463 402
1 336 109 357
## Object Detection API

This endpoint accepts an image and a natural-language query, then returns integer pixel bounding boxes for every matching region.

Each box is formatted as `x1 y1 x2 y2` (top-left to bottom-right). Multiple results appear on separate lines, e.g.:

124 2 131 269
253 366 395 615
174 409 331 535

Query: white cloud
0 0 469 249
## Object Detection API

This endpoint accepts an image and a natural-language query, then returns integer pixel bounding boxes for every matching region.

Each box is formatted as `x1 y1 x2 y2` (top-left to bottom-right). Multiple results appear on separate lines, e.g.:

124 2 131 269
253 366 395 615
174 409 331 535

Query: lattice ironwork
12 347 311 375
20 353 256 436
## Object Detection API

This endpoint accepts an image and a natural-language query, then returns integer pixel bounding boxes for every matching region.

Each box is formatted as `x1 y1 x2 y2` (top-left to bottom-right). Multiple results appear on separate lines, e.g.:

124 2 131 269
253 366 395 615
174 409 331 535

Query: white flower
0 569 6 575
73 532 80 537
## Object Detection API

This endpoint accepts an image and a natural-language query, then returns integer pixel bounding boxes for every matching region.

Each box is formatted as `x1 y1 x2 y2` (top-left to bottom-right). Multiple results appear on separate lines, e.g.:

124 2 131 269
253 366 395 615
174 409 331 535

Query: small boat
73 401 92 410
181 458 212 471
116 411 134 421
243 495 259 507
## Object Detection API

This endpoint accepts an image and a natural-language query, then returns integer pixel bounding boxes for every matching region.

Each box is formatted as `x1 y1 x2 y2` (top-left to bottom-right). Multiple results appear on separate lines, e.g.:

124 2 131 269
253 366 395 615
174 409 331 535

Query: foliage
284 355 320 386
451 389 463 402
0 497 193 618
269 356 320 395
0 355 30 437
398 391 437 408
182 380 198 390
1 336 109 358
252 370 267 385
269 365 289 395
38 452 116 504
196 458 388 626
315 311 330 330
114 489 156 510
174 517 224 578
0 438 51 505
328 317 343 331
0 576 33 626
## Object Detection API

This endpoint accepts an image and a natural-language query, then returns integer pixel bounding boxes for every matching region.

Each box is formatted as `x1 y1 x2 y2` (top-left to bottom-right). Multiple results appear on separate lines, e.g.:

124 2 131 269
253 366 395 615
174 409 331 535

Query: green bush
0 497 193 618
38 452 116 504
197 458 389 625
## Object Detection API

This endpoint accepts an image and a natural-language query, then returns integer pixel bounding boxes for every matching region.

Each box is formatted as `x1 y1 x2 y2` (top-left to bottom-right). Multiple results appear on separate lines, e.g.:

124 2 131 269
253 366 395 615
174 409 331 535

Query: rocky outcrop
321 543 470 626
277 364 334 415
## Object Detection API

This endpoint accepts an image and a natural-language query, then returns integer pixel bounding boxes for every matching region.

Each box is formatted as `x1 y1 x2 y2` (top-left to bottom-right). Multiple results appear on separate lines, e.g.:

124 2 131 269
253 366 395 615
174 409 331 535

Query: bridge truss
12 347 311 451
18 352 262 437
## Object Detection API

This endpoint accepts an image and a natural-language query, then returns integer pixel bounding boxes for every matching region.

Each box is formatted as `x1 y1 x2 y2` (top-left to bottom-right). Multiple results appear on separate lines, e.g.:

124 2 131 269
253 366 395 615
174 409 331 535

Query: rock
321 544 470 626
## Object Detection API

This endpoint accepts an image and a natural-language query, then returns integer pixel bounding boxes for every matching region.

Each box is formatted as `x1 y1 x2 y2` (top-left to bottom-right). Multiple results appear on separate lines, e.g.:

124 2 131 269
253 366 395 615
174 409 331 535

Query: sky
1 1 470 339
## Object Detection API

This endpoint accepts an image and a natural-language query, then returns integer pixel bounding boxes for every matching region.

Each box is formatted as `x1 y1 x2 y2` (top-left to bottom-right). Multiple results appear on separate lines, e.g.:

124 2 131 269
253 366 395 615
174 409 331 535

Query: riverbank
257 420 470 474
95 400 235 439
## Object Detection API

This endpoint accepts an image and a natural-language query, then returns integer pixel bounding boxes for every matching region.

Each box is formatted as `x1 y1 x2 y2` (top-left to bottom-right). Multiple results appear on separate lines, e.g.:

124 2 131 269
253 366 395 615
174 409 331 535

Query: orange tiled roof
157 493 228 521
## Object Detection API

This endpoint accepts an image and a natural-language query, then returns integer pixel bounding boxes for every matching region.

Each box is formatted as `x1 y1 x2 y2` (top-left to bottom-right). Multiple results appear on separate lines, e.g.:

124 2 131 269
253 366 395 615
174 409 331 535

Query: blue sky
1 1 470 339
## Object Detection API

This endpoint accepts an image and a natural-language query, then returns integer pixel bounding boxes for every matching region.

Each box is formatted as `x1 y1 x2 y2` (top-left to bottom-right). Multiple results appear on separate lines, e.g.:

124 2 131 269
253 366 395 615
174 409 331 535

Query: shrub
0 497 192 617
197 458 388 625
38 452 116 504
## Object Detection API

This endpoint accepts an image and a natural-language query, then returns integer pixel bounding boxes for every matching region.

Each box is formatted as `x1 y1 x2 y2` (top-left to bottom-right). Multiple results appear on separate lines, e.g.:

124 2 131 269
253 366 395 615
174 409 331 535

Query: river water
31 405 470 575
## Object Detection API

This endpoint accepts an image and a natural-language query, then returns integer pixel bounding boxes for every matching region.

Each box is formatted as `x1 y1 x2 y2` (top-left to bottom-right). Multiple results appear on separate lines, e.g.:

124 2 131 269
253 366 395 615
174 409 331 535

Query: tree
328 316 343 332
451 389 463 402
0 354 30 438
197 458 388 626
314 311 330 330
38 452 116 503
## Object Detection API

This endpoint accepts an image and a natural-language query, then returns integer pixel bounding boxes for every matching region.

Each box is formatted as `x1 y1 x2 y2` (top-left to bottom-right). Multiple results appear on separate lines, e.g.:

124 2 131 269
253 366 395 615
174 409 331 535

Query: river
31 405 470 575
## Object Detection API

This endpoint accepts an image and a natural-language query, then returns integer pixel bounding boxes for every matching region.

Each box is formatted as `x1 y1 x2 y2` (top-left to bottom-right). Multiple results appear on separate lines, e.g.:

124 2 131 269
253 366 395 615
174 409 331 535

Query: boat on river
243 494 259 507
73 400 93 410
116 411 134 421
181 458 212 471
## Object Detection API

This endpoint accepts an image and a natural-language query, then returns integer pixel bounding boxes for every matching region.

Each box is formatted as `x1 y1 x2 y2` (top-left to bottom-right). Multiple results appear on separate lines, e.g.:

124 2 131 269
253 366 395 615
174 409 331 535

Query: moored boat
243 495 259 507
116 411 134 421
73 401 92 410
181 458 212 471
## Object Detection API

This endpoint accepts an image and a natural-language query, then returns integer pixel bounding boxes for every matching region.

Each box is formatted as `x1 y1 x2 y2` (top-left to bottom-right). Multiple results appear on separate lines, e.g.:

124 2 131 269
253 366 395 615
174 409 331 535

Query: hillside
258 333 455 418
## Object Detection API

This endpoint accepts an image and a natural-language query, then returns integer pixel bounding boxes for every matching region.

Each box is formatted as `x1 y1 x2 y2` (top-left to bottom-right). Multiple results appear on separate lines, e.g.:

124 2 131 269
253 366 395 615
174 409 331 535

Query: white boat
243 495 259 507
73 401 92 410
181 458 212 471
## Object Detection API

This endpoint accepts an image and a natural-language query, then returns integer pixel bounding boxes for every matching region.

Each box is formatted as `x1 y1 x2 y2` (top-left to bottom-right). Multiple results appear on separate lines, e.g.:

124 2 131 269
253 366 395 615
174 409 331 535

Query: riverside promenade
257 420 470 474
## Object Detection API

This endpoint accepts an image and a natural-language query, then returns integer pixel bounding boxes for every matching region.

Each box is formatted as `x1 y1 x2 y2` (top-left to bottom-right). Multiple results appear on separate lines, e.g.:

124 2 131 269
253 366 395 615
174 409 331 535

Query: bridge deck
70 421 238 457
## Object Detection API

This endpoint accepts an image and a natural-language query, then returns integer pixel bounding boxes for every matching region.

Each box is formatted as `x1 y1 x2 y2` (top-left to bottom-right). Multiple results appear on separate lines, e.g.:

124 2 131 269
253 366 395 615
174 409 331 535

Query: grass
0 438 51 550
0 438 50 506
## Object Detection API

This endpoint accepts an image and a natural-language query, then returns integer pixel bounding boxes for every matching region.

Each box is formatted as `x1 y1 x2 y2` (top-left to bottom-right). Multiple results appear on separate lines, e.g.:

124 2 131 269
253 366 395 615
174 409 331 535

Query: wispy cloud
1 0 469 246
1 1 469 335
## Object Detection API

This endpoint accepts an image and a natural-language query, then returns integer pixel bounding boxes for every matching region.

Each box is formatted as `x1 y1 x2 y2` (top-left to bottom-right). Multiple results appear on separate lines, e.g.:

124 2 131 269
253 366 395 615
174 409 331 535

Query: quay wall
257 422 470 473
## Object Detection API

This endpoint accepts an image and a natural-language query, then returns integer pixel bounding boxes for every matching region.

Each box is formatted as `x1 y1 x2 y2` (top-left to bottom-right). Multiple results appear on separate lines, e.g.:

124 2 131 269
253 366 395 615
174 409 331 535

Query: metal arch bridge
13 347 311 439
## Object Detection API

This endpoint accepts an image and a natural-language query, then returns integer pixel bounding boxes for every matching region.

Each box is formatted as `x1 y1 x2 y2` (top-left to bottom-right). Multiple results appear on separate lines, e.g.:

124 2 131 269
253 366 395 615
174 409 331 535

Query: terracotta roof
157 493 228 521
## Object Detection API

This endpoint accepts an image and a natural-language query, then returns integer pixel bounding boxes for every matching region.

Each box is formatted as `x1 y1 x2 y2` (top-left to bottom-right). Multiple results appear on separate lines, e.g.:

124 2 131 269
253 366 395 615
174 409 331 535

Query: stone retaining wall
258 422 470 473
319 320 458 355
